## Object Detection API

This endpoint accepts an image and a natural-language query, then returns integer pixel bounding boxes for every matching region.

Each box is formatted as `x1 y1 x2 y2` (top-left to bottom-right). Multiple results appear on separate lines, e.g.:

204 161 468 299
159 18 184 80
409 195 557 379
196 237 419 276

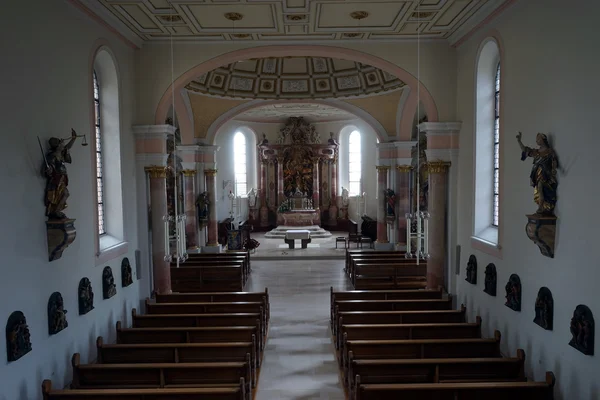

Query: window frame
233 131 248 197
492 62 500 227
348 130 362 196
93 70 106 236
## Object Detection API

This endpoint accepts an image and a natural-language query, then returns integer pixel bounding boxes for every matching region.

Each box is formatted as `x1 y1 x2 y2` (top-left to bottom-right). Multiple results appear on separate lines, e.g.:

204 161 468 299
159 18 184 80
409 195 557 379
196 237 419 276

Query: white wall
0 1 144 399
455 1 600 399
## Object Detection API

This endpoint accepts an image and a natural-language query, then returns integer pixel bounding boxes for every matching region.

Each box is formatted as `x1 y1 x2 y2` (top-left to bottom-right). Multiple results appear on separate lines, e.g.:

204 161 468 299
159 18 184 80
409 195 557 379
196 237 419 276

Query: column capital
144 165 168 178
396 164 413 172
181 169 197 177
376 165 392 172
204 168 218 177
427 161 451 174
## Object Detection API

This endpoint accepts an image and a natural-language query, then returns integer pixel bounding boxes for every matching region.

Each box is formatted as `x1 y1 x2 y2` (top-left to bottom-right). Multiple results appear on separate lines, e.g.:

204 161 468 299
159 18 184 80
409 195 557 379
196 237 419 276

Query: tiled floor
246 259 352 400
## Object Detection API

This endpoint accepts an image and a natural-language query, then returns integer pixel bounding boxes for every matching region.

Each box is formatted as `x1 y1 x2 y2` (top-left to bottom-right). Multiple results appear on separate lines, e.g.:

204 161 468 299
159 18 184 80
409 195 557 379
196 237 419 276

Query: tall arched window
492 63 500 227
348 130 361 195
473 37 501 256
93 71 105 236
233 131 247 196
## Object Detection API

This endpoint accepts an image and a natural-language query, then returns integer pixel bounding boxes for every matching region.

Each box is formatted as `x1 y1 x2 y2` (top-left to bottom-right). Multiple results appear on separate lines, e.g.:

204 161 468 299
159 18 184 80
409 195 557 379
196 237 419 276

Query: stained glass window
492 63 500 227
234 132 247 196
93 71 105 235
348 130 361 196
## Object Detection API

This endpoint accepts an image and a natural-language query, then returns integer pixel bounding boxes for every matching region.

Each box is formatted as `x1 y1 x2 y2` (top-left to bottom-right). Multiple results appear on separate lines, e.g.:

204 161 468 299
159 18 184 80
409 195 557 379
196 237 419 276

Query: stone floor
246 259 352 400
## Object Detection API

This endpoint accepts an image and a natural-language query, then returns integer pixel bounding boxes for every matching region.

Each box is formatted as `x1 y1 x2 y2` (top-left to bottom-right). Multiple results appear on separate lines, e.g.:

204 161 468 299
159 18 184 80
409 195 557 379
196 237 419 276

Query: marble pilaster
312 157 320 208
375 165 391 245
204 168 219 250
395 164 413 248
426 161 450 289
329 159 338 226
276 157 285 207
259 160 269 227
181 168 199 250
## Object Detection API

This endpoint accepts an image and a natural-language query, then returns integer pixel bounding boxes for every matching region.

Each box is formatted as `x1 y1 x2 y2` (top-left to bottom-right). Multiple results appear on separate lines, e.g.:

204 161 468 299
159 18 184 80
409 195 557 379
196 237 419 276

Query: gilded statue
516 131 558 215
43 129 78 219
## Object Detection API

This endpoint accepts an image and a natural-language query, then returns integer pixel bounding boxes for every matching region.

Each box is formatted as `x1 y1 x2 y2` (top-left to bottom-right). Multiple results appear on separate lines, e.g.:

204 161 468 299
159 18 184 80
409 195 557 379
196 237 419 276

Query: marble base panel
201 244 222 253
265 225 332 239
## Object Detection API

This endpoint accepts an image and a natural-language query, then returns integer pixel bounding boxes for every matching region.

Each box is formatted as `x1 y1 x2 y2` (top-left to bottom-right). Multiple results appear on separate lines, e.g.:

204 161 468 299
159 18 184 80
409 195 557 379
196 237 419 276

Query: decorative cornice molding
204 168 218 177
418 122 462 135
393 141 418 149
426 149 459 163
133 124 177 139
376 142 397 149
450 0 517 47
144 166 168 178
136 154 169 166
176 145 201 154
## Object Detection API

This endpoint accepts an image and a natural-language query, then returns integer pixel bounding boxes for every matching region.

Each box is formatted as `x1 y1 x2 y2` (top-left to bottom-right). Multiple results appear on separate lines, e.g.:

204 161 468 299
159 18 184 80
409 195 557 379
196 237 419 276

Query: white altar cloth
285 229 311 240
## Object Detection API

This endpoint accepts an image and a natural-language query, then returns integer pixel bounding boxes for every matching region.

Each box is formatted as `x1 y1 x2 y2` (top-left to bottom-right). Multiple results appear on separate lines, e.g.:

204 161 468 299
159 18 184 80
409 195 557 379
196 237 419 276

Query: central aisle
246 259 352 400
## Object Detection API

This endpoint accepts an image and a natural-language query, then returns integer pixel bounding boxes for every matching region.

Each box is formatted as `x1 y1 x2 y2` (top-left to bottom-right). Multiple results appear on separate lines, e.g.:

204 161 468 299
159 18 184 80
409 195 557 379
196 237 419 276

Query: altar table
284 230 311 249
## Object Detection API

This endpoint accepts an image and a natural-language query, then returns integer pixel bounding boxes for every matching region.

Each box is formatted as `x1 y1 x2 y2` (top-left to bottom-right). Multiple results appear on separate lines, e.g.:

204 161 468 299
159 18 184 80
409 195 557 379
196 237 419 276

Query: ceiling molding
448 0 512 46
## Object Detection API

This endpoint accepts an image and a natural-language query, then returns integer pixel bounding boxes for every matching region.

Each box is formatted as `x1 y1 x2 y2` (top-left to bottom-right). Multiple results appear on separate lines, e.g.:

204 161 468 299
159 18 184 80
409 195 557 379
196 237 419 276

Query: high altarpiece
257 117 338 228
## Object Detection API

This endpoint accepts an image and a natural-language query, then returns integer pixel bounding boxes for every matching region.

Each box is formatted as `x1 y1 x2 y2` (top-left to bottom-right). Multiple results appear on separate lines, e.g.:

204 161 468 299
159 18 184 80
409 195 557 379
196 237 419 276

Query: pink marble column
204 169 218 246
182 169 198 250
312 157 320 208
426 161 450 290
329 159 338 225
376 166 391 243
145 166 171 294
259 159 269 227
276 156 285 206
395 165 413 246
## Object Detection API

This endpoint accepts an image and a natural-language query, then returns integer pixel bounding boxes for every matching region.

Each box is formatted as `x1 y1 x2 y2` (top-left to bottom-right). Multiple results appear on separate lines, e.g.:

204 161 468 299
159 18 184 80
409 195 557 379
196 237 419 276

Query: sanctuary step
264 225 332 239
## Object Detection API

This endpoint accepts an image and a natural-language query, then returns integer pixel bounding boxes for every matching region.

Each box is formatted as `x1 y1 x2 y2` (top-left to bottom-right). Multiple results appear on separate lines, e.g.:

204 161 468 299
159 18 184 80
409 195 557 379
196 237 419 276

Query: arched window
473 37 501 255
492 63 500 227
233 131 247 196
348 130 361 196
93 71 105 236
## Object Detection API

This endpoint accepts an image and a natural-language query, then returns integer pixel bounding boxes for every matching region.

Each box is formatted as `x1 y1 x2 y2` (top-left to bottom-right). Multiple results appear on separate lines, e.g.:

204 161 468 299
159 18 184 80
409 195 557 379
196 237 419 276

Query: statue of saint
384 188 396 217
516 131 558 215
341 187 349 206
196 192 210 224
43 129 78 219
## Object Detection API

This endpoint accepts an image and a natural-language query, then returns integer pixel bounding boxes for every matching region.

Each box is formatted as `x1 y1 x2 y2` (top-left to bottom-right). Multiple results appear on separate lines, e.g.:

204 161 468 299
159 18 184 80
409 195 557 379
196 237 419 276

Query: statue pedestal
525 214 557 258
46 219 76 262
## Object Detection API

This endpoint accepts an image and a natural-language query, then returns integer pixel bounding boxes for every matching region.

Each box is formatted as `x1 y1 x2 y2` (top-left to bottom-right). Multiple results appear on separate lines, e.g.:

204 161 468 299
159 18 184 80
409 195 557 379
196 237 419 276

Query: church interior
1 0 599 399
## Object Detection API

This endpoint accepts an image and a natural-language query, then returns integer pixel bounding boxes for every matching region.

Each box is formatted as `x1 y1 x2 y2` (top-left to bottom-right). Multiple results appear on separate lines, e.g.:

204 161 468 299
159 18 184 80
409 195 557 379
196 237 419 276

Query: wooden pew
334 306 466 338
352 264 427 290
341 331 503 374
354 371 555 400
329 287 443 331
187 252 250 278
132 309 265 339
175 261 247 284
115 321 261 356
96 337 259 380
145 299 266 333
71 353 252 395
155 290 269 322
345 250 405 271
338 317 482 350
347 349 526 395
42 378 248 400
171 266 244 292
349 257 424 280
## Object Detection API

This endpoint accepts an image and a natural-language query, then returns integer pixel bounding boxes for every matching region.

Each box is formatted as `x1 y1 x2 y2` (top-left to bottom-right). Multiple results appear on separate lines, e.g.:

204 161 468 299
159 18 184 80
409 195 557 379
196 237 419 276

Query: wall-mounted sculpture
196 191 210 227
78 278 94 315
483 263 497 296
465 255 477 284
516 131 559 258
121 258 133 287
533 287 553 330
504 274 522 312
6 311 32 362
569 305 594 356
102 267 117 299
384 188 396 224
48 292 68 335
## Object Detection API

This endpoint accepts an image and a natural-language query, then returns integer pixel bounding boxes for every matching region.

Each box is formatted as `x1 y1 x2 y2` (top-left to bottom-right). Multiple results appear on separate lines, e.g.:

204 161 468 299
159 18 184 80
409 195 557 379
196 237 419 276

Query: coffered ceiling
185 56 405 100
86 0 508 45
234 103 355 123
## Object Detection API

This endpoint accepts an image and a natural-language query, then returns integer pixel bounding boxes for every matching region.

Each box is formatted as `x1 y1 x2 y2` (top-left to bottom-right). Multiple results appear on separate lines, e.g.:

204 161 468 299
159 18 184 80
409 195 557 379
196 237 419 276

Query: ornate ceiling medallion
343 33 361 38
350 11 369 20
286 14 307 22
224 12 244 21
232 34 251 39
158 15 182 23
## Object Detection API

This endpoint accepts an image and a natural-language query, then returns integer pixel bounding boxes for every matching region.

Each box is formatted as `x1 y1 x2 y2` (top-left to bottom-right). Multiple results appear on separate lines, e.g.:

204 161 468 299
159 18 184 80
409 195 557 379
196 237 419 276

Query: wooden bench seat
187 252 250 274
354 279 427 290
71 353 252 394
345 250 406 271
42 378 248 400
155 290 269 322
171 266 244 292
334 306 466 337
330 287 443 330
348 349 526 395
115 322 261 356
354 371 555 400
349 258 426 280
338 318 482 350
341 331 502 374
176 260 247 284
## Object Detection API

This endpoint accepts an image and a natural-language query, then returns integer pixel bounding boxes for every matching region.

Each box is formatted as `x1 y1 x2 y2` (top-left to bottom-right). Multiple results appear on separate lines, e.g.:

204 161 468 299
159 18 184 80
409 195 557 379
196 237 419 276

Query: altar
282 210 320 226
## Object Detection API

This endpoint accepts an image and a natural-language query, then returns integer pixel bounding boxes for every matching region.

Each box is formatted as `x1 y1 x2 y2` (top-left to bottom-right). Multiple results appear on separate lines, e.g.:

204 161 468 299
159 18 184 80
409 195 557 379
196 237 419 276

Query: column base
187 246 201 254
202 244 222 253
374 241 394 251
395 243 407 251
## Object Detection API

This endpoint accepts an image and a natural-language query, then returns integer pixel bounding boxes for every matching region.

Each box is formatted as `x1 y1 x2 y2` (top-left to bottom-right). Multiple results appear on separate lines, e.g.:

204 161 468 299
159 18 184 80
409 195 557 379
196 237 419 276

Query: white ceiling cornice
448 0 510 46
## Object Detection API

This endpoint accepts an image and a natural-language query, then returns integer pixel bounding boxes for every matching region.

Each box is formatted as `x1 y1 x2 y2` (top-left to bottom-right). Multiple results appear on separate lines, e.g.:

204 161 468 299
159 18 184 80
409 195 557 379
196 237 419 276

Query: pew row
187 252 250 273
348 349 526 397
42 378 248 400
96 337 259 379
71 353 252 395
171 266 244 292
334 306 467 338
354 371 555 400
345 250 406 272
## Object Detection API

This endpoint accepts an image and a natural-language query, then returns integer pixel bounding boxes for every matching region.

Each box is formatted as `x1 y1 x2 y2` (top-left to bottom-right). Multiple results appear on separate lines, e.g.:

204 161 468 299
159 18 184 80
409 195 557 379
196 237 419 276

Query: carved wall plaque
533 287 553 330
569 305 594 356
483 263 497 296
504 274 522 312
6 311 32 362
465 254 477 284
48 292 68 335
102 266 117 299
78 278 94 315
121 258 133 287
